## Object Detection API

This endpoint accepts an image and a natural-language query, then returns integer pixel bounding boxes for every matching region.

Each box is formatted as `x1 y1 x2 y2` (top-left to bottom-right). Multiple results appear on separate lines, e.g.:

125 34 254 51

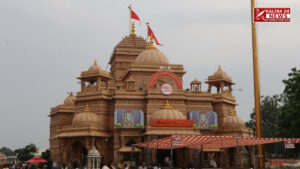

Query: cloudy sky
0 0 299 149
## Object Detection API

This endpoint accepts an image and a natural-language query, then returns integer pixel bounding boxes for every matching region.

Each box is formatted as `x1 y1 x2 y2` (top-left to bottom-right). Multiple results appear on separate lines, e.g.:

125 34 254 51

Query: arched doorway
71 141 88 168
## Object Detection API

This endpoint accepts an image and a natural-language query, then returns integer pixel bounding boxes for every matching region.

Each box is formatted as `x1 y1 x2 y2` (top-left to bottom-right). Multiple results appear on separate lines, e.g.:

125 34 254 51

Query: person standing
102 163 109 169
138 162 147 169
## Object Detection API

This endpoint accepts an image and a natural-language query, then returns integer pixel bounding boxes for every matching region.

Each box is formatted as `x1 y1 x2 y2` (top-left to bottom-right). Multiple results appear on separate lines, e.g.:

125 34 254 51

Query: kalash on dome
49 10 252 169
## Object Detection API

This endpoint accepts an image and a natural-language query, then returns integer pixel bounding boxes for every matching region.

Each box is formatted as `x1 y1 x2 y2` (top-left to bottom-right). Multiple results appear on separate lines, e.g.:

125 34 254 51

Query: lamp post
250 0 264 168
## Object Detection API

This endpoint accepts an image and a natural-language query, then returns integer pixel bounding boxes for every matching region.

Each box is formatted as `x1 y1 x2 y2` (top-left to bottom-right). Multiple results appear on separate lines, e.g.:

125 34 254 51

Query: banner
151 119 193 127
190 112 218 129
284 138 295 148
114 110 144 128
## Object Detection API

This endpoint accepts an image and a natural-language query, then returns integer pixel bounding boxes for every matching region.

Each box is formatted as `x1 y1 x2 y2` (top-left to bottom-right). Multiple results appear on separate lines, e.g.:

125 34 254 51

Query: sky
0 0 299 150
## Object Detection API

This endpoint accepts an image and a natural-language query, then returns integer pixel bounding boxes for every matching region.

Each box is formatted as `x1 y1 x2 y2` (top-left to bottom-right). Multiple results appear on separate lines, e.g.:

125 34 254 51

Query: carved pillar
81 81 85 91
208 84 212 92
220 82 224 93
97 78 101 90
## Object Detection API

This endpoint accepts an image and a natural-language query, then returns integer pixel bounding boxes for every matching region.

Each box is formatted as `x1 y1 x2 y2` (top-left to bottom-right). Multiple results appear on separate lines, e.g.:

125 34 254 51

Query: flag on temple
130 10 141 22
147 25 162 46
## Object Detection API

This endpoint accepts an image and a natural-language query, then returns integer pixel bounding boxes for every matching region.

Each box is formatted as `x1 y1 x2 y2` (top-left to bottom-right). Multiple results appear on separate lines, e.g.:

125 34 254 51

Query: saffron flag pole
146 22 163 46
128 5 141 35
250 0 264 168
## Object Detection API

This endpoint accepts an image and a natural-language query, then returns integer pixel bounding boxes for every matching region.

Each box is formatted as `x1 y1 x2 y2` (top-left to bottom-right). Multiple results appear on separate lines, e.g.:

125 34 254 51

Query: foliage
280 67 300 156
41 149 50 161
14 144 37 162
246 67 300 157
0 147 15 156
245 94 282 137
41 150 52 169
279 67 300 138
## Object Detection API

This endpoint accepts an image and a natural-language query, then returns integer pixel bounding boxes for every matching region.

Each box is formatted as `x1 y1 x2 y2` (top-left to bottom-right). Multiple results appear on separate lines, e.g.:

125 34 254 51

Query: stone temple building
49 23 252 168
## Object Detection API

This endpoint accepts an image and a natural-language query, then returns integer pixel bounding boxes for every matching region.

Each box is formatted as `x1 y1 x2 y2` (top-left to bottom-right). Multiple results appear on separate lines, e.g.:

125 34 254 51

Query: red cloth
147 25 162 46
130 10 140 22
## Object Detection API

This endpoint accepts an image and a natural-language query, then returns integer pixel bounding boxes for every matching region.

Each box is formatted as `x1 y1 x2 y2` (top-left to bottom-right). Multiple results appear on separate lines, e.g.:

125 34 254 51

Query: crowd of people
1 163 47 169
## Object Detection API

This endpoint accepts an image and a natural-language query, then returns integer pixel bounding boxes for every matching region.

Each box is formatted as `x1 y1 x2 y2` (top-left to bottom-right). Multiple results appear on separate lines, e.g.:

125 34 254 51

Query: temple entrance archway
71 141 88 168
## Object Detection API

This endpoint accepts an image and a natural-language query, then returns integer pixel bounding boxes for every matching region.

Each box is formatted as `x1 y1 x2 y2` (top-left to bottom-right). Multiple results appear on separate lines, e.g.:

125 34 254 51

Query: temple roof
63 92 75 106
79 60 112 79
109 35 147 64
206 65 234 84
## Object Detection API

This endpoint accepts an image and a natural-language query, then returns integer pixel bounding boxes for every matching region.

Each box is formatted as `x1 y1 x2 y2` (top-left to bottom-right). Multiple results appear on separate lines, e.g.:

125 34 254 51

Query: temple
49 22 253 168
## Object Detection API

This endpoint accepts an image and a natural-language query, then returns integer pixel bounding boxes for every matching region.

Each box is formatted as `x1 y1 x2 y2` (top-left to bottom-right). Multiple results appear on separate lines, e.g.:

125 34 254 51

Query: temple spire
84 102 91 112
130 22 136 36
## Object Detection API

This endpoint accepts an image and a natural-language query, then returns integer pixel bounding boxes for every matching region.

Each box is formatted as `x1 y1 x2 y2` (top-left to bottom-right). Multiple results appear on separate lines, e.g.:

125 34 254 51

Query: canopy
26 156 47 163
136 135 300 150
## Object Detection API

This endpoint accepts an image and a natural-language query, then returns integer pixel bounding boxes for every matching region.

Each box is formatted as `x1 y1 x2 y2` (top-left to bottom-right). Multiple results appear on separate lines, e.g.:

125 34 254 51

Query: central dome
152 101 186 120
135 48 169 64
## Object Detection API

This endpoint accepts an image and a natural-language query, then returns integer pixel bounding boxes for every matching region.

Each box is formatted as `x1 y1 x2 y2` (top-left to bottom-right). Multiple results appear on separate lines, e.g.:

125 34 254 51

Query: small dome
88 60 102 73
72 104 101 125
152 101 186 120
88 146 100 157
135 48 169 64
63 92 75 106
224 115 245 128
191 78 201 84
208 65 232 82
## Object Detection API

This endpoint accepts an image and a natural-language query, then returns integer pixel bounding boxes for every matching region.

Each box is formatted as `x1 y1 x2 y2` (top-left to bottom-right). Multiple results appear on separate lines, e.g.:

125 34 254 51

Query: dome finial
162 100 172 109
147 34 156 49
218 65 222 71
84 102 91 112
146 22 156 49
94 60 98 66
69 91 73 96
130 22 136 36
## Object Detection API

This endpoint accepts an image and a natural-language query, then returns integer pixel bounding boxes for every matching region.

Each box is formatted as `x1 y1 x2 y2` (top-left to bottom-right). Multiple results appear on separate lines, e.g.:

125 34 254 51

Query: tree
41 149 52 169
14 144 37 162
245 94 282 137
245 95 283 156
279 67 300 156
246 68 300 157
41 149 50 161
280 67 300 138
0 147 15 156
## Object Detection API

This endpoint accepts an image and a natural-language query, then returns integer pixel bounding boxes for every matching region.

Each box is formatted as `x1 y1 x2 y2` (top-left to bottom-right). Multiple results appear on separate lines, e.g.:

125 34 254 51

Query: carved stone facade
49 29 252 168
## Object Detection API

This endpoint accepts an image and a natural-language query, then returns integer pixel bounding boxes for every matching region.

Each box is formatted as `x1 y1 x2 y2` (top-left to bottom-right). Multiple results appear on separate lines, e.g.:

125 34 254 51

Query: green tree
41 149 52 169
280 67 300 138
41 149 50 161
14 144 37 162
0 147 15 156
279 67 300 156
245 95 283 156
245 95 282 137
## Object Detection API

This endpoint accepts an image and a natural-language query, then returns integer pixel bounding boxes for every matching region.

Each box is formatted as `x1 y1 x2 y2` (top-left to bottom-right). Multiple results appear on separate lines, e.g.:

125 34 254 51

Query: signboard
254 8 290 22
150 119 194 127
190 112 218 129
172 136 183 146
284 138 295 149
161 83 173 95
114 110 144 128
